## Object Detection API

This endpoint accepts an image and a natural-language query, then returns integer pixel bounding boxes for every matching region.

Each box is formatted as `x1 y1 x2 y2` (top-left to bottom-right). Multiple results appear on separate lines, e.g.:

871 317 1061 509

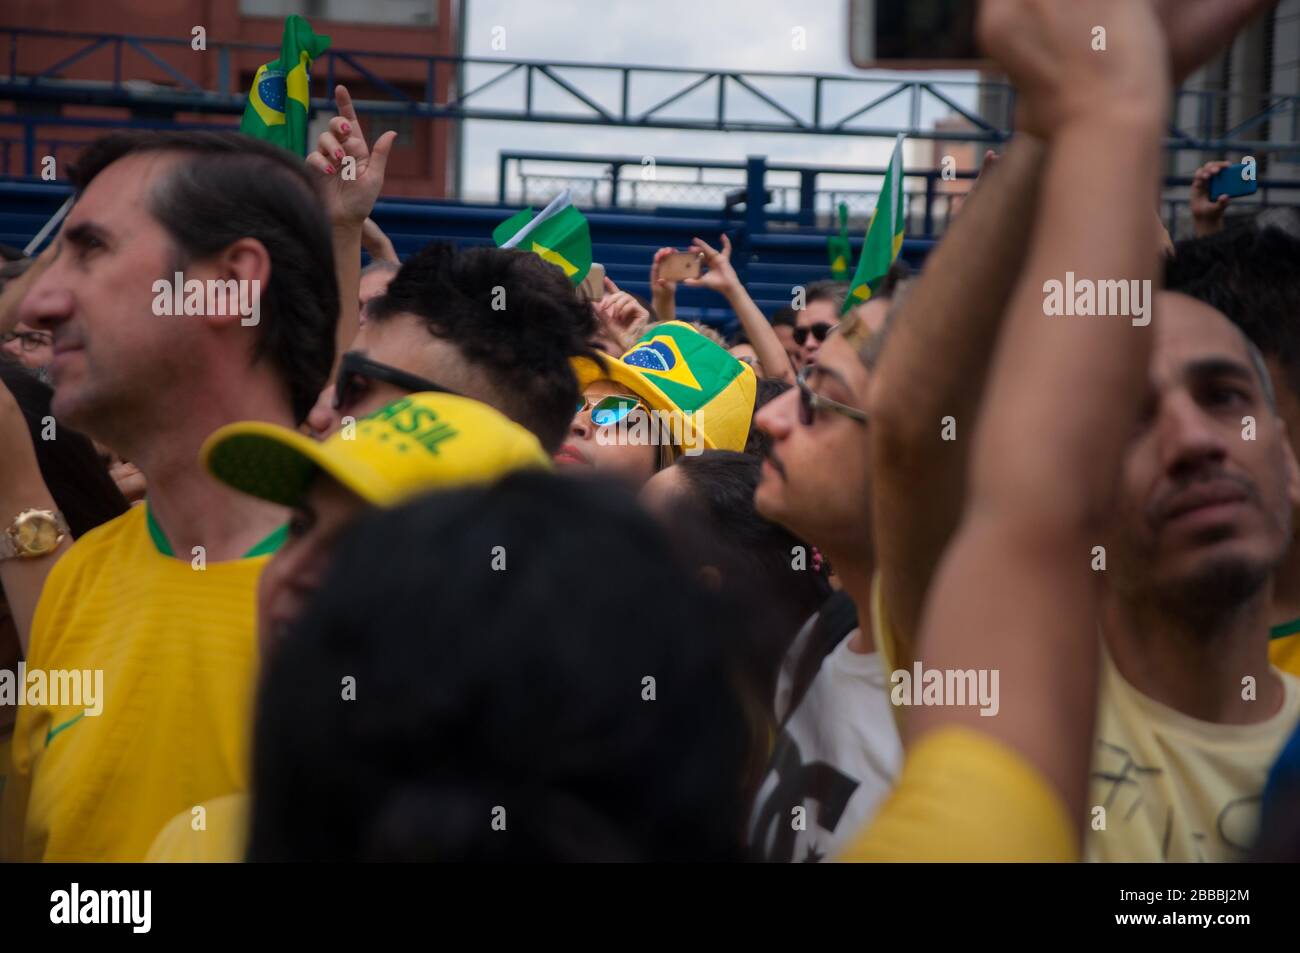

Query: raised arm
361 217 400 266
867 135 1046 671
685 235 796 384
305 85 397 376
0 383 68 655
842 0 1168 860
867 0 1277 676
649 247 678 324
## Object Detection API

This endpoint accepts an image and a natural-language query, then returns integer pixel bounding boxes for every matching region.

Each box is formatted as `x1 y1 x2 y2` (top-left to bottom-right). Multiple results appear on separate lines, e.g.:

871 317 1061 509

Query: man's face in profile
19 152 194 437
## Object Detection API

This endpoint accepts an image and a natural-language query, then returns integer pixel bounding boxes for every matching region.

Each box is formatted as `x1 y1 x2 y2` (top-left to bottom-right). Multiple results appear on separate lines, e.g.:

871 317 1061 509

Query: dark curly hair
1167 224 1300 405
668 451 831 698
367 243 597 452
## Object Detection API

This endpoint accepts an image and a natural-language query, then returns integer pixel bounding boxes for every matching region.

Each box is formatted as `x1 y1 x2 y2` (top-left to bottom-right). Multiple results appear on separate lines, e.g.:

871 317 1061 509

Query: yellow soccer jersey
144 793 249 862
1269 617 1300 679
1 504 280 862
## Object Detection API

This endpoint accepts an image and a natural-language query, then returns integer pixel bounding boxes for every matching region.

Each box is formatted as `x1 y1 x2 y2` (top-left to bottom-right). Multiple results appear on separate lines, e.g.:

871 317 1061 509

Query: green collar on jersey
145 503 286 560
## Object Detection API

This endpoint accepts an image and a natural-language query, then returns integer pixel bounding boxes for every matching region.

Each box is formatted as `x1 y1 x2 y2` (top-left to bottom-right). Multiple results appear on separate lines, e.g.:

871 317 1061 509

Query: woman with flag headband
557 322 757 488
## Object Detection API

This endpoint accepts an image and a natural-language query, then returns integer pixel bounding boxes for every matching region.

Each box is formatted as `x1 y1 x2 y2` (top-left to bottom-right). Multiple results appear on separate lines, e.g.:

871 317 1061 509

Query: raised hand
978 0 1169 139
595 276 649 331
1154 0 1278 84
1190 160 1234 236
650 247 679 295
683 235 740 295
306 85 398 229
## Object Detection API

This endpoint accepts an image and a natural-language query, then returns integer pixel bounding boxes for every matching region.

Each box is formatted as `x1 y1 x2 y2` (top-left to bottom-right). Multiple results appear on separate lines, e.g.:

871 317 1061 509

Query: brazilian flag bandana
239 15 331 156
572 321 756 452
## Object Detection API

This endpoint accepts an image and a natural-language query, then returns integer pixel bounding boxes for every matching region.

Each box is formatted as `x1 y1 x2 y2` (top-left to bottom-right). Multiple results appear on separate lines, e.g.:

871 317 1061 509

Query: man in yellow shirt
143 390 550 861
2 128 349 861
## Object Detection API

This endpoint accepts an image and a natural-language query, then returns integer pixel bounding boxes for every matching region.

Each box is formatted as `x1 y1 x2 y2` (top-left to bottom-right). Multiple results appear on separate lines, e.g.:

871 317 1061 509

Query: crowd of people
0 0 1298 863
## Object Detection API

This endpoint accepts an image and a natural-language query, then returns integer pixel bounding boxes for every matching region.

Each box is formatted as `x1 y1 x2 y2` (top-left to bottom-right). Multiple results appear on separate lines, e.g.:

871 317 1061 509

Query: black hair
746 377 792 458
1166 225 1300 400
367 243 597 452
769 306 796 328
70 130 338 425
878 259 912 299
0 358 127 538
669 452 831 679
803 280 849 311
249 471 750 861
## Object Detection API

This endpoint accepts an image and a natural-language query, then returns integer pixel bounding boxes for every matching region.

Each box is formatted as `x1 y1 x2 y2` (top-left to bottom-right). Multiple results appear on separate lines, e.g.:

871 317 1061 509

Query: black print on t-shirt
751 729 859 863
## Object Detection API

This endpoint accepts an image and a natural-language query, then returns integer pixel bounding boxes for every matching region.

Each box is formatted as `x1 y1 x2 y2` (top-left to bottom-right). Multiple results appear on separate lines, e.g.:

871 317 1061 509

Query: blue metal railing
3 27 1300 154
499 150 1300 241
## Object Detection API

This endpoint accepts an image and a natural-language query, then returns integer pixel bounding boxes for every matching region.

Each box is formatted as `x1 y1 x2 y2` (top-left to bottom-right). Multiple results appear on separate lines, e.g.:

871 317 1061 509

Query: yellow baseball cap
201 392 551 509
572 321 756 452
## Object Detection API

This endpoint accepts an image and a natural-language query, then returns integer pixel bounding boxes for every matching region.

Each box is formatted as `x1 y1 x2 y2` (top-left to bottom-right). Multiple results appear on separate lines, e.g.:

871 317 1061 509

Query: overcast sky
458 0 978 203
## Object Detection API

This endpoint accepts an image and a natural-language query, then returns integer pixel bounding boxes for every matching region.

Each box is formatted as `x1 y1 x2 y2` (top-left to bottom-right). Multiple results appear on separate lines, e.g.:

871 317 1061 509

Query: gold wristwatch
0 509 69 560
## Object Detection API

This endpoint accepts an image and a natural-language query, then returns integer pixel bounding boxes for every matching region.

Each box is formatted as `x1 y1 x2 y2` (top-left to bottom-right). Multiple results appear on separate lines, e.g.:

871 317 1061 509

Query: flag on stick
493 191 593 286
240 15 331 156
843 134 906 314
827 202 852 280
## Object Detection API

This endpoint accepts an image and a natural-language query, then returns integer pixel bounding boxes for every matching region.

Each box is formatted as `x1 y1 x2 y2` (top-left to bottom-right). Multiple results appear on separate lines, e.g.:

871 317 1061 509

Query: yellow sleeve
143 794 248 863
837 725 1077 862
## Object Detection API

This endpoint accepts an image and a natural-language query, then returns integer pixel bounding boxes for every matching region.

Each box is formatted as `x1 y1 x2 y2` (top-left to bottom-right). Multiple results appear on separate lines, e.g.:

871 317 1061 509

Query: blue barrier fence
0 175 937 335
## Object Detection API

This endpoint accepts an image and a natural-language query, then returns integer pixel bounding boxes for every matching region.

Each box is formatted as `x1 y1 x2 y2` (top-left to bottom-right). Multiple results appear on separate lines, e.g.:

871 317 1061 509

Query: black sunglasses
793 323 834 346
334 351 460 414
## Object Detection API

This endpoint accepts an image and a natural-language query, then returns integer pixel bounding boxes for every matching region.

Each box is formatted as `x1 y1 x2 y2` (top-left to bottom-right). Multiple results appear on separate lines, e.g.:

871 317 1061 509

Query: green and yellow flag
827 202 852 280
493 191 593 286
240 15 331 156
843 134 906 314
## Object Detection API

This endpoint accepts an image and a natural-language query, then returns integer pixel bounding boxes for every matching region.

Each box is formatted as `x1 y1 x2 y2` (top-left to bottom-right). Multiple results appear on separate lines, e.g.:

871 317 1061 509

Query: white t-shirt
748 626 902 862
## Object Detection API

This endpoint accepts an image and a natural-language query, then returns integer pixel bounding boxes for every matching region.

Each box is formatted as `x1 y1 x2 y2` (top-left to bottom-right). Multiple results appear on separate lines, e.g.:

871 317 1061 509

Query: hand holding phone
1208 163 1257 201
656 252 703 283
579 262 607 303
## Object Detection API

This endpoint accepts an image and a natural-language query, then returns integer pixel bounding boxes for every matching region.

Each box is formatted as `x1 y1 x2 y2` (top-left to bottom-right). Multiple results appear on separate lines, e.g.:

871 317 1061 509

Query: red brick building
0 0 461 198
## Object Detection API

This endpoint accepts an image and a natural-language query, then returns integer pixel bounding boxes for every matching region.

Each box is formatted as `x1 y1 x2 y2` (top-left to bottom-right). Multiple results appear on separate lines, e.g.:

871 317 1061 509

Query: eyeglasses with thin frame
1 329 53 353
793 323 834 346
796 365 867 427
333 350 460 415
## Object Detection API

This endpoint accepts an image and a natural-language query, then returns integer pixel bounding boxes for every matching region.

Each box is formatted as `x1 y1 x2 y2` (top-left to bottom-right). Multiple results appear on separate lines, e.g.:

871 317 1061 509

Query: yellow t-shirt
1 505 275 862
1268 618 1300 678
1087 646 1300 862
144 793 249 862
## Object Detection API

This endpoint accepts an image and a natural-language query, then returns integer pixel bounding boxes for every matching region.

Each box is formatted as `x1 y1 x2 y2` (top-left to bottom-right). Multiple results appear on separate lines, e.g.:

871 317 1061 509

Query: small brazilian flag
827 202 851 281
843 134 906 315
240 16 331 156
492 190 593 287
